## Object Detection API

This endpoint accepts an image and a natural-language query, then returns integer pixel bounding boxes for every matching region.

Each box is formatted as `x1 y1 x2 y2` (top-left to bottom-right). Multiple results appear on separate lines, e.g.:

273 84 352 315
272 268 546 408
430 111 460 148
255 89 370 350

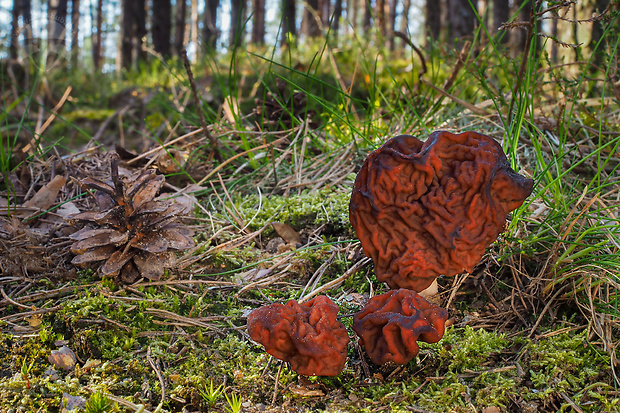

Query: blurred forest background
2 0 615 74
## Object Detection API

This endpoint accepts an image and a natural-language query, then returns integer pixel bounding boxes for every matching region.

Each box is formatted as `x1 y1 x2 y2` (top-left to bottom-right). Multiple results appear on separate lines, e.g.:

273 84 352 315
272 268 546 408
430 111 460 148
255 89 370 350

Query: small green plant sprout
84 392 115 413
21 357 35 389
199 378 224 408
225 391 242 413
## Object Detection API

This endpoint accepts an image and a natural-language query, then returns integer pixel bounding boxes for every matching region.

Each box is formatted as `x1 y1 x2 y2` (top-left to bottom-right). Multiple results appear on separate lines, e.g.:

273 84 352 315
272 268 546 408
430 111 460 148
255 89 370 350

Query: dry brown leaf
156 148 186 174
482 407 502 413
26 309 43 328
22 175 66 212
271 222 301 245
48 346 77 371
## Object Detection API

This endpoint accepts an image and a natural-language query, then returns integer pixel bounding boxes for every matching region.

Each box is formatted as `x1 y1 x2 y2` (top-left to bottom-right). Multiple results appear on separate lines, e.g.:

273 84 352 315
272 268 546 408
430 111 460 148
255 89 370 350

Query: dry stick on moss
272 362 283 405
181 49 220 161
298 257 371 303
147 346 166 410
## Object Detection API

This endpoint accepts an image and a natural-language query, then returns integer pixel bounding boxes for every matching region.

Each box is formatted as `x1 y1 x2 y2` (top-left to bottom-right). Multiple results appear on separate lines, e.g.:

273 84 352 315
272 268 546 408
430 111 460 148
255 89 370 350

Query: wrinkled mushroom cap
247 295 350 376
350 131 534 291
352 289 448 365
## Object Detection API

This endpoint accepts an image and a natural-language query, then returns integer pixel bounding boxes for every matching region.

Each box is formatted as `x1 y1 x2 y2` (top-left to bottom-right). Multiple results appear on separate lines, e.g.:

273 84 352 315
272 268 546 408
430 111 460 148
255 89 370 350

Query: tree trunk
425 0 441 43
493 0 509 42
10 0 21 60
152 0 172 57
47 0 68 66
203 0 219 51
376 0 386 36
446 0 477 47
252 0 265 45
230 0 246 47
71 0 79 67
280 0 296 46
350 0 357 31
22 0 33 57
590 0 609 66
174 0 186 56
136 0 147 61
362 0 372 32
93 0 103 70
190 0 197 59
302 0 321 37
387 0 397 49
400 0 411 34
332 0 343 38
319 0 330 27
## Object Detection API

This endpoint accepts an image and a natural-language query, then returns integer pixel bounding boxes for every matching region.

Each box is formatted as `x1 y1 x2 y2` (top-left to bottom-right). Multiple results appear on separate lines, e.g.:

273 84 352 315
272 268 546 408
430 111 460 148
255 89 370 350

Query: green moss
437 326 510 372
233 188 353 233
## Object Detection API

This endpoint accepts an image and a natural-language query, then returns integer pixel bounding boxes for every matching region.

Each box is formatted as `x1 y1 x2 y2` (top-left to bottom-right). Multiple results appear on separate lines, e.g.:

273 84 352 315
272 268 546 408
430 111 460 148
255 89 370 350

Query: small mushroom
349 131 534 291
247 295 350 376
352 289 448 365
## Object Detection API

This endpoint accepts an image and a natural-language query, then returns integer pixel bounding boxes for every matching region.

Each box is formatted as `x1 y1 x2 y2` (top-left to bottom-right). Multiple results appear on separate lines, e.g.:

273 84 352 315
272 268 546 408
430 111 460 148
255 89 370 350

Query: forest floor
2 17 620 413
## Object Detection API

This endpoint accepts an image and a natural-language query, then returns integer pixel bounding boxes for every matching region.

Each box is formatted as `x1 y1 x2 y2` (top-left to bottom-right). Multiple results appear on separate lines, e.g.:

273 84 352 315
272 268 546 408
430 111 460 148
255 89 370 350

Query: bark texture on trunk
280 0 296 46
230 0 246 47
174 0 186 55
71 0 80 67
252 0 265 44
425 0 441 42
302 0 321 37
446 0 477 47
152 0 172 57
203 0 219 51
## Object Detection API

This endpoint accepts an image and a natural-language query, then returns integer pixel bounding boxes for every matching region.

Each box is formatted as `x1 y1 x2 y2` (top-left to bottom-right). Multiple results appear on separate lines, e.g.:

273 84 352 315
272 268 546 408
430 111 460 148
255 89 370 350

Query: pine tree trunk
190 0 197 59
425 0 441 43
363 0 372 32
70 0 79 67
22 0 33 57
174 0 186 55
93 0 102 70
302 0 321 37
121 0 134 69
203 0 219 51
230 0 246 47
387 0 397 49
152 0 172 57
446 0 477 47
493 0 509 42
10 0 21 60
376 0 386 36
350 0 358 31
47 0 68 66
590 0 609 67
332 0 343 38
252 0 265 45
400 0 411 34
281 0 296 46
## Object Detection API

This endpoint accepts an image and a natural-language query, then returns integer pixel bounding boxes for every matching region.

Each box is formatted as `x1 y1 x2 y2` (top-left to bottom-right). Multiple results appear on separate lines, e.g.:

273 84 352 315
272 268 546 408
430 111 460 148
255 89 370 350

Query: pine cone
69 156 194 283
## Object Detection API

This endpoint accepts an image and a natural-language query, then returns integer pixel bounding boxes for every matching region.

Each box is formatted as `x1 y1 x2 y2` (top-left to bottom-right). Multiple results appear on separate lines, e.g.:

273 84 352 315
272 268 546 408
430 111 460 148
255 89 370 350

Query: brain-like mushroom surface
247 295 350 376
352 289 448 365
349 131 534 291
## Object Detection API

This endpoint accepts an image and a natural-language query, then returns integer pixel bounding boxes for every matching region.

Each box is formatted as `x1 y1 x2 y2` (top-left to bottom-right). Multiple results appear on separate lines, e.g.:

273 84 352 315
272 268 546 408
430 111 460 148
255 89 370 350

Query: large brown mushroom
349 131 534 291
247 295 350 376
352 289 448 365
